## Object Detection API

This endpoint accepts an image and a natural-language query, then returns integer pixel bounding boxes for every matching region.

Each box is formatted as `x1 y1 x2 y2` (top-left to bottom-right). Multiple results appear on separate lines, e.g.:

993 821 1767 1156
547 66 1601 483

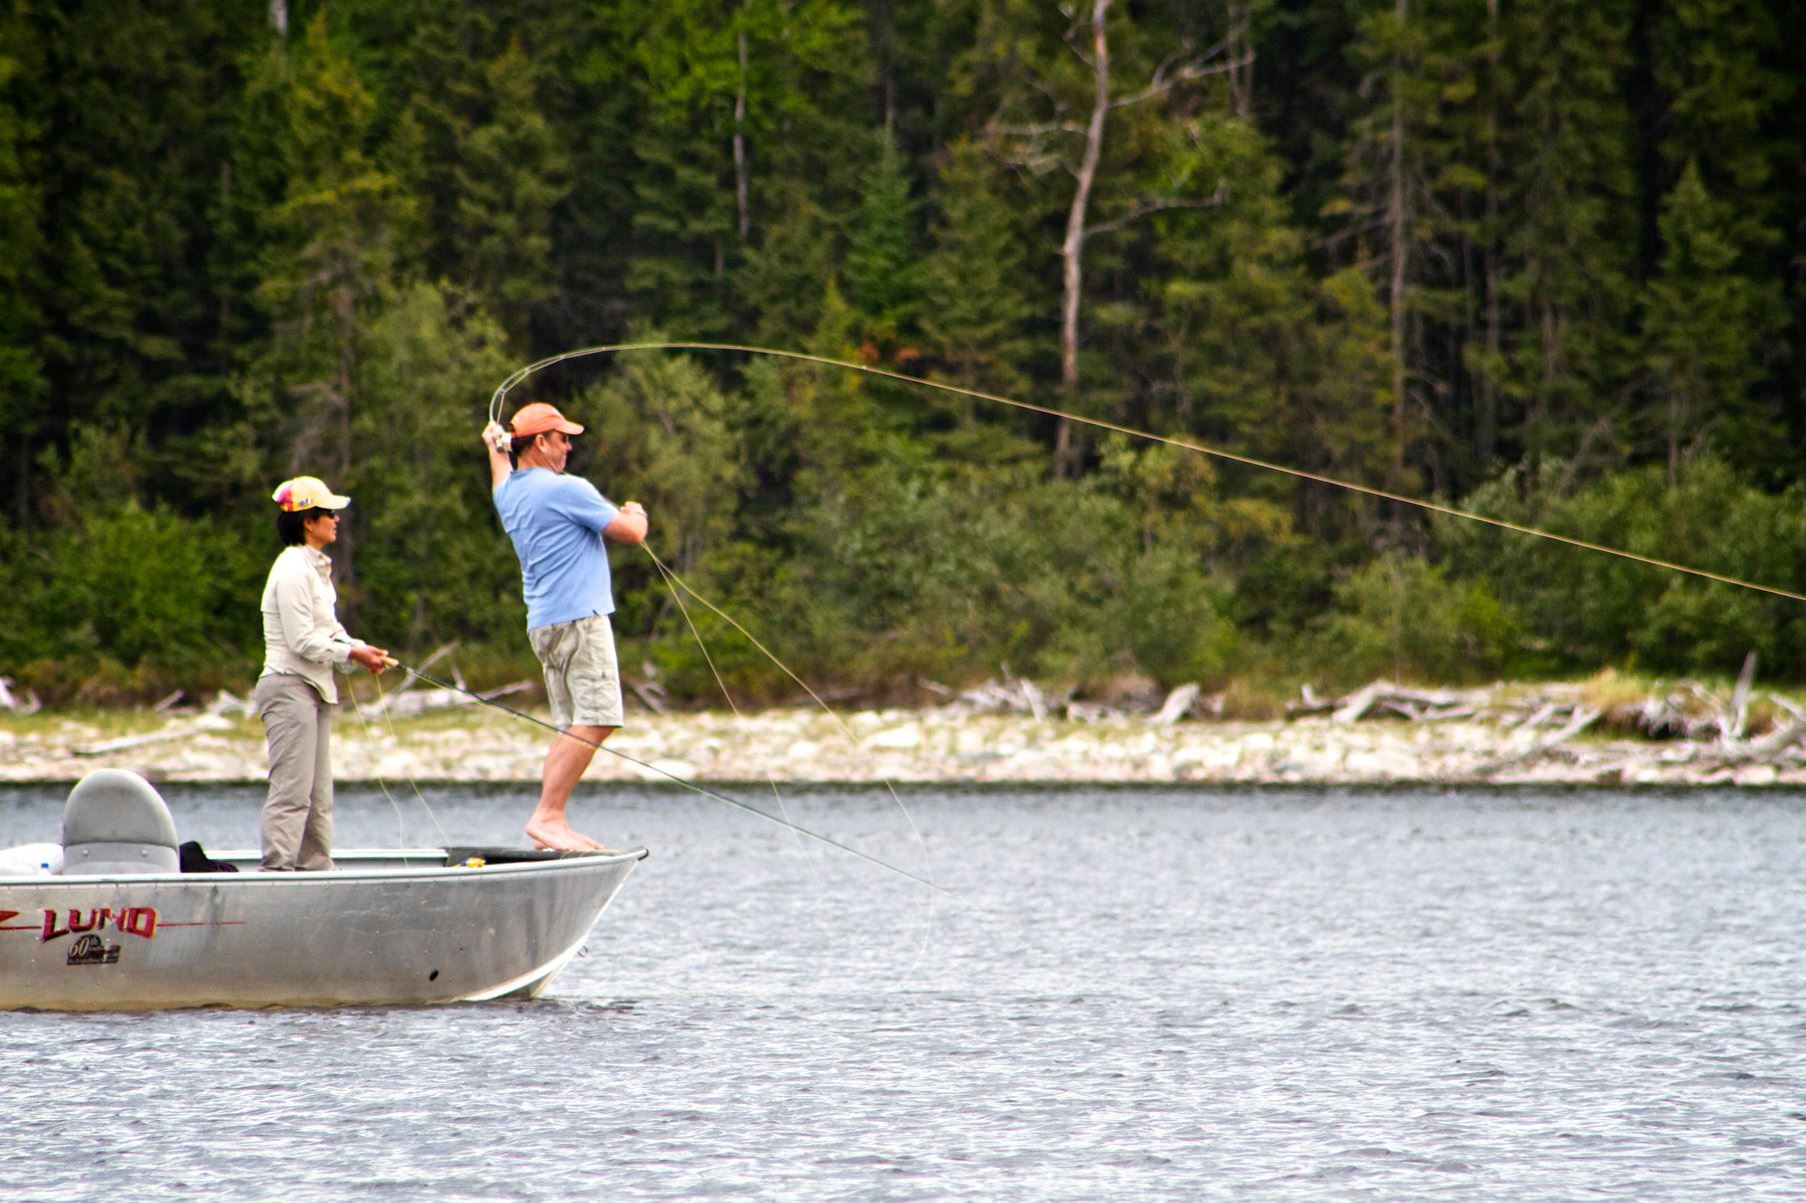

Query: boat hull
0 849 646 1010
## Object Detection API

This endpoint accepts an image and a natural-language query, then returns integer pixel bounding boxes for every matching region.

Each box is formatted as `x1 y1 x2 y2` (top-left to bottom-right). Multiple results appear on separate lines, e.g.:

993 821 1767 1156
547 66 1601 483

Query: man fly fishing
483 404 649 852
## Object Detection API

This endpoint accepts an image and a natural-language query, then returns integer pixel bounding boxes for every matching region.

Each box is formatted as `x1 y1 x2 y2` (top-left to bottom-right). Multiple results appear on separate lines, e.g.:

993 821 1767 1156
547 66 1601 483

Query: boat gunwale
0 846 648 889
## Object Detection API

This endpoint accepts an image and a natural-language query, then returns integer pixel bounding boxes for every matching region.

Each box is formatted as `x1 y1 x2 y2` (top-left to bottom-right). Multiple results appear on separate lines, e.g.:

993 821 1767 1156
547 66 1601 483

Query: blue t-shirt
493 468 621 629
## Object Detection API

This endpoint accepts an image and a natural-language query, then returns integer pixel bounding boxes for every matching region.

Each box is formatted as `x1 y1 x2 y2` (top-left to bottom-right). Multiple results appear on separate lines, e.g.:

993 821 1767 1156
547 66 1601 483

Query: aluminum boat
0 769 647 1011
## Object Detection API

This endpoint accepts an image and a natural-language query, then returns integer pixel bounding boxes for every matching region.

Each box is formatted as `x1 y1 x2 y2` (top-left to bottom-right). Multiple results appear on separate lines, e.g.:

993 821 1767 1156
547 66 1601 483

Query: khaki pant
528 613 625 729
255 673 335 871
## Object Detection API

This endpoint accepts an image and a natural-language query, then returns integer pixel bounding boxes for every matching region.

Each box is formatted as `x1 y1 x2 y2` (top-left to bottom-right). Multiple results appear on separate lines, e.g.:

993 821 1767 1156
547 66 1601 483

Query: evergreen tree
580 346 752 578
348 283 520 646
590 0 867 338
340 3 499 282
917 138 1036 407
1483 0 1639 474
32 0 263 509
736 178 841 349
242 12 414 602
841 133 921 345
1644 162 1783 478
450 37 570 346
1155 122 1398 550
973 0 1257 473
5 0 1806 693
1325 0 1488 490
0 8 45 523
1646 0 1793 477
1651 0 1791 249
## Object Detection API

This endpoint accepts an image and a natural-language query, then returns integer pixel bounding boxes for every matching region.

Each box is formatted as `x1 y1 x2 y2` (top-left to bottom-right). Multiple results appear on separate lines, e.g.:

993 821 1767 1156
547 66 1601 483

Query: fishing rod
489 341 1806 606
379 657 957 901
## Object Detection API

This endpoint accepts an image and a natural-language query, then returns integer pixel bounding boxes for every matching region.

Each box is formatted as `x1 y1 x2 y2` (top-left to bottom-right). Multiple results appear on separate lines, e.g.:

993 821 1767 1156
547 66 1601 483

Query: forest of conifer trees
1 0 1803 705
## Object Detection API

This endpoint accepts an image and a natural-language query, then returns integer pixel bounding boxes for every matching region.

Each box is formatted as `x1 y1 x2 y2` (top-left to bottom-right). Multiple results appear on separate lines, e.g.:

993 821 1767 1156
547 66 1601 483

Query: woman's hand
350 645 391 673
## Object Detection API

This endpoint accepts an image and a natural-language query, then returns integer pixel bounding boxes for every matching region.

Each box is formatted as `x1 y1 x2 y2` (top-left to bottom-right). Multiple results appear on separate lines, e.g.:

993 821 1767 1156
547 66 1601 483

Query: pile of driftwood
922 670 1220 726
1283 659 1806 778
1287 659 1792 739
1286 680 1488 723
353 644 531 720
55 644 537 758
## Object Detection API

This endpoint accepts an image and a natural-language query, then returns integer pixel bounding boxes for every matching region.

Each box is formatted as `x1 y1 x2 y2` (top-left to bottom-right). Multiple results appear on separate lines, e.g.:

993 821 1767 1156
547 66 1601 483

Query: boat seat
60 769 181 876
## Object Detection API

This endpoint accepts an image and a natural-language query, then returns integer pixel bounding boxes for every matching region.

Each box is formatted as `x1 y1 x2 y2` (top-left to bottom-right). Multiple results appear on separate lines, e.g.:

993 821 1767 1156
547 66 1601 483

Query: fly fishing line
383 658 961 903
490 342 1806 605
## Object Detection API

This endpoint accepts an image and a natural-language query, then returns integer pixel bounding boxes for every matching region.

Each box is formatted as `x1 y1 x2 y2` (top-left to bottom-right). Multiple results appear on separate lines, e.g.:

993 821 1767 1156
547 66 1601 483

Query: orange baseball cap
509 402 584 438
272 476 350 512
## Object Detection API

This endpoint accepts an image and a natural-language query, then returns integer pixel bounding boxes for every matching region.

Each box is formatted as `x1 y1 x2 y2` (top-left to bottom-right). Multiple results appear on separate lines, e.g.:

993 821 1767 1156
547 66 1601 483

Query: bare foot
526 818 606 852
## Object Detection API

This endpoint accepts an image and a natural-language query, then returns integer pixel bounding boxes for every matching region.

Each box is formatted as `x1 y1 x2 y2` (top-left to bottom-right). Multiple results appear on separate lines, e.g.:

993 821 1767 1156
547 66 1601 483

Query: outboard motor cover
60 769 180 875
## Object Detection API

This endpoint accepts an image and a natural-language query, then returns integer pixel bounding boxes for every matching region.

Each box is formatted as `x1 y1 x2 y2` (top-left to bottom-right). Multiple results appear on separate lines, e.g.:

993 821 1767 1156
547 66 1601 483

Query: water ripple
3 783 1805 1201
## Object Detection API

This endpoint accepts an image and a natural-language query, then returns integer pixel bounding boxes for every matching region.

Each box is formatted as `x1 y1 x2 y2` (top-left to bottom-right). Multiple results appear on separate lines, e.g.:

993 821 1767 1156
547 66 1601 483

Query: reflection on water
3 783 1804 1201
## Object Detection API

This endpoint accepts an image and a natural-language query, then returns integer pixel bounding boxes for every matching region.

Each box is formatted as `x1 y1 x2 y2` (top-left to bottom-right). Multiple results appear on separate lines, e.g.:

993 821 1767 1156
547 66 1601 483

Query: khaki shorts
528 613 625 729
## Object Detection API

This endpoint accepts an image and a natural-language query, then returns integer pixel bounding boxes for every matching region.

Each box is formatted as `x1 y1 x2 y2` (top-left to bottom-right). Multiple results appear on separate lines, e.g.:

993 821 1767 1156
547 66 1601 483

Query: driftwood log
930 670 1220 726
1281 664 1806 777
1289 679 1486 724
359 680 530 720
0 677 42 715
75 715 235 757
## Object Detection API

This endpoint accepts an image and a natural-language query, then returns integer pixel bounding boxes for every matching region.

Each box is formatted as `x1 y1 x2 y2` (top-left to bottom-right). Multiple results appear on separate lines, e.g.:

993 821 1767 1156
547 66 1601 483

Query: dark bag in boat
179 840 238 873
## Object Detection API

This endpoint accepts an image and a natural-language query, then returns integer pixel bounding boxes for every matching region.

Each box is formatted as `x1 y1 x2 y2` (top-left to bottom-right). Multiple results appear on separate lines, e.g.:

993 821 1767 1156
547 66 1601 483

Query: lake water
2 781 1803 1201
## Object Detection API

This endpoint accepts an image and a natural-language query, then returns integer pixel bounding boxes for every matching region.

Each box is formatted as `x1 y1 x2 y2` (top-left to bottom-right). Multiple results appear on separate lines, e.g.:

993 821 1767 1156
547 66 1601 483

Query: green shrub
1440 459 1806 676
35 503 261 671
1113 546 1237 686
1314 554 1520 685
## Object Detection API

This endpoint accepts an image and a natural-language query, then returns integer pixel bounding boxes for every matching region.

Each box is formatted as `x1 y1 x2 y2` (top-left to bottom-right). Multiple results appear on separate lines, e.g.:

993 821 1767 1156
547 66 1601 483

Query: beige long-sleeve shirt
259 545 365 704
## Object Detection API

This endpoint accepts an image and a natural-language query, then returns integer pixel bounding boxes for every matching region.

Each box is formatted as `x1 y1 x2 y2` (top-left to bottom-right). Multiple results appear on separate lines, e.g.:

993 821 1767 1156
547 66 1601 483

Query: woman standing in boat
255 476 390 871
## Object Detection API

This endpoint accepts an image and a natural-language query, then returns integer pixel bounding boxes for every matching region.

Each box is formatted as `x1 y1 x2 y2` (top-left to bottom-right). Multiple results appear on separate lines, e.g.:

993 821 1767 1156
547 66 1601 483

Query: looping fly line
489 341 1806 606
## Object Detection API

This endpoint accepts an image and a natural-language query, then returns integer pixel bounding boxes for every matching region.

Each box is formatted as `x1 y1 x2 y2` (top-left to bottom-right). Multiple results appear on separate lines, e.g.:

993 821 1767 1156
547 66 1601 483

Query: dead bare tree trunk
332 283 358 622
269 0 287 36
734 28 750 240
871 0 897 138
1386 0 1409 473
1478 0 1500 465
995 5 1244 478
1225 2 1253 119
1534 300 1556 469
1667 386 1686 487
1054 0 1112 478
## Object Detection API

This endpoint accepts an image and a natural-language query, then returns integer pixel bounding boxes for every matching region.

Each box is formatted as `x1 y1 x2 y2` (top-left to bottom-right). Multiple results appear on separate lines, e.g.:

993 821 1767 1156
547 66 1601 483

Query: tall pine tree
242 12 414 600
1644 162 1783 478
450 37 570 346
0 7 45 523
918 138 1036 404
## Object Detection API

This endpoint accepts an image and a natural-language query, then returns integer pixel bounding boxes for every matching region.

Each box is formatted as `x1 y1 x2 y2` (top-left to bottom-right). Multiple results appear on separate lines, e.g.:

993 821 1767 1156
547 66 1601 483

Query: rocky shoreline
2 696 1803 787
